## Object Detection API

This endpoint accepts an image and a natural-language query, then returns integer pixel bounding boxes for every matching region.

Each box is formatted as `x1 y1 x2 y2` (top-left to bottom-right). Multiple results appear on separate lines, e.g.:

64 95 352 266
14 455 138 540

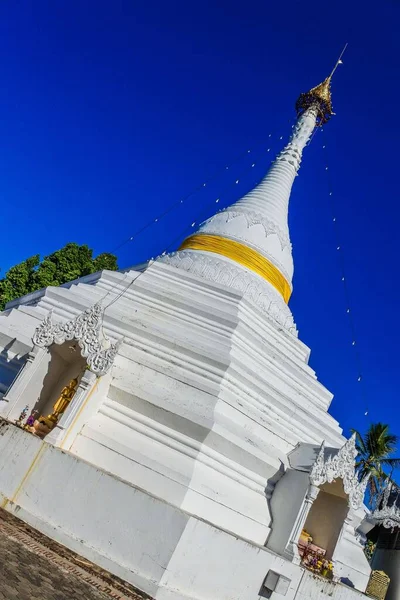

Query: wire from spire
329 43 348 79
296 44 348 126
321 131 369 419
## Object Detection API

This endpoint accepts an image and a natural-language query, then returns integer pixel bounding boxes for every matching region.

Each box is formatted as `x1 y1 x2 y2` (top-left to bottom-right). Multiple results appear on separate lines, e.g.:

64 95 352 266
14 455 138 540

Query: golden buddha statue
50 377 78 422
30 377 79 438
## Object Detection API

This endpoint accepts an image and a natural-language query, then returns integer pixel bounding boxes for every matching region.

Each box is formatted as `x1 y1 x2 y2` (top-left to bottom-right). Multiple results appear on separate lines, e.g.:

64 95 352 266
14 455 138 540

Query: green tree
0 243 118 310
0 255 40 309
33 243 94 287
352 422 400 502
93 253 118 272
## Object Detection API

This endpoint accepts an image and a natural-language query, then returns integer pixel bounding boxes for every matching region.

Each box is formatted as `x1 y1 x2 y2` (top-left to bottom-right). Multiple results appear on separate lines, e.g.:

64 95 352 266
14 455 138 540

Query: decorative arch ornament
310 433 370 510
32 303 122 377
372 482 400 530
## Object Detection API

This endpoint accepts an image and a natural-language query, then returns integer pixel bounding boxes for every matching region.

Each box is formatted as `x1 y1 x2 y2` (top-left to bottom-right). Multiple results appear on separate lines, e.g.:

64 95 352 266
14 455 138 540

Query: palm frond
351 428 367 455
349 423 399 508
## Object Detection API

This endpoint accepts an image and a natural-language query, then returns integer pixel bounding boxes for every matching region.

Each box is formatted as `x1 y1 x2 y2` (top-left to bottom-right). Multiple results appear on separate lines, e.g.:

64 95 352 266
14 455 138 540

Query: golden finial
296 44 348 126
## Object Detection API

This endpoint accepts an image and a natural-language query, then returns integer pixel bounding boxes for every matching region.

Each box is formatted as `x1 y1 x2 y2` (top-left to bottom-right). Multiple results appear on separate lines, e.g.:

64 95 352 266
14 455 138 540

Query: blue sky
0 1 399 440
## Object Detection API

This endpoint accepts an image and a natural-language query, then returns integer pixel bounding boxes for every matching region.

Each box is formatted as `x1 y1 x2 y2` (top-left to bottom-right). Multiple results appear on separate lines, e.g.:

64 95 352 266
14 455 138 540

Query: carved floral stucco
372 482 400 530
310 433 370 510
33 303 122 377
161 250 297 335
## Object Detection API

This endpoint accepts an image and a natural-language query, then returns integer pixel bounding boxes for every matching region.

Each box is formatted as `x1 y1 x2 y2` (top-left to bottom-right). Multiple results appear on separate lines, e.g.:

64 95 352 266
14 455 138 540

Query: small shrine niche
2 303 121 441
300 479 349 565
267 434 370 581
296 436 370 578
25 340 87 438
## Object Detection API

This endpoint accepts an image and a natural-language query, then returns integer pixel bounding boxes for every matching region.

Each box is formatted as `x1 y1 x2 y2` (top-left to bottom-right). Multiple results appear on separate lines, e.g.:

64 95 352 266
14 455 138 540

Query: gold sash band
179 234 292 303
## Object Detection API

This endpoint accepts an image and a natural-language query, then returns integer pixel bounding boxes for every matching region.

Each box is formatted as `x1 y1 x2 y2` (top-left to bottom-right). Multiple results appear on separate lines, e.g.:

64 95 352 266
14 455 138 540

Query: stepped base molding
0 423 365 600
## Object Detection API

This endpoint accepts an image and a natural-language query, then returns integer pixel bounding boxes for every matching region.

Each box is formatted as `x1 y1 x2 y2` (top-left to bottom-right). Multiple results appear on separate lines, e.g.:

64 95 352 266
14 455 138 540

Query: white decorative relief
161 250 297 335
310 434 370 510
372 482 400 530
33 303 122 377
201 210 292 251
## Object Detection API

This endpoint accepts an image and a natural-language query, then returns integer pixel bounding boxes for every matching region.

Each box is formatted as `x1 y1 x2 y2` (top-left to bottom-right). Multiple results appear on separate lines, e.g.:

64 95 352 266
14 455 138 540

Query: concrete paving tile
0 509 150 600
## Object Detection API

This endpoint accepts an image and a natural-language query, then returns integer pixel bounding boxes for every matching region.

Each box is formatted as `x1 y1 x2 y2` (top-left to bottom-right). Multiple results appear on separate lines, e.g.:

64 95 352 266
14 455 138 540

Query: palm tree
352 422 400 504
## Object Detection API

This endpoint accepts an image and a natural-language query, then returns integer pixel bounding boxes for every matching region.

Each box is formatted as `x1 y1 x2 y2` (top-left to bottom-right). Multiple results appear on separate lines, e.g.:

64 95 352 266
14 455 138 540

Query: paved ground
0 509 150 600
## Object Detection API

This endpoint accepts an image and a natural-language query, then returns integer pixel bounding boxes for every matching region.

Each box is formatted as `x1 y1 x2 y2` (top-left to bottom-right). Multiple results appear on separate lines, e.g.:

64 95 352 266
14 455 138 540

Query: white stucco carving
201 210 292 251
33 303 122 377
161 249 297 334
375 509 400 531
310 434 370 510
371 482 400 529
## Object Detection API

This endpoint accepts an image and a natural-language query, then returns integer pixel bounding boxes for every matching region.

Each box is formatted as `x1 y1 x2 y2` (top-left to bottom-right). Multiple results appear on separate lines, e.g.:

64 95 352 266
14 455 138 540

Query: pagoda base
0 421 365 600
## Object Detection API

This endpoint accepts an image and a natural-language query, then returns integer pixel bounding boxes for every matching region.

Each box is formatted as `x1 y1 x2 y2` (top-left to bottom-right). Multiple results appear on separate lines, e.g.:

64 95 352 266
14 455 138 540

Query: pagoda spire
162 56 344 334
296 44 346 126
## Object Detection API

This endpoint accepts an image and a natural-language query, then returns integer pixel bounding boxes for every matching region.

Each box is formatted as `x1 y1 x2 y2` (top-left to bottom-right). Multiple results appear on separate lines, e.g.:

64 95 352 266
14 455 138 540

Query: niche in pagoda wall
303 479 349 559
32 340 87 418
28 302 121 418
267 436 370 564
0 304 122 426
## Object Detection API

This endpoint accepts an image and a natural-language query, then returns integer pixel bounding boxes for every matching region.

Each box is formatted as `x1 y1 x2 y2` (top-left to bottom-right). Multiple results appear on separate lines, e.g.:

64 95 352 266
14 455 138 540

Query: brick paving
0 509 151 600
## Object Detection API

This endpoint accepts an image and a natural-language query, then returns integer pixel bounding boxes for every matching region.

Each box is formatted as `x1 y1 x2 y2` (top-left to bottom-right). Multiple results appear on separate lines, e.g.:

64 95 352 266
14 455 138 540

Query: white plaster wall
0 423 367 600
0 422 189 597
333 506 371 592
155 516 303 600
11 350 52 417
295 570 365 600
72 396 275 544
0 308 42 348
60 371 111 451
266 469 310 556
0 421 42 505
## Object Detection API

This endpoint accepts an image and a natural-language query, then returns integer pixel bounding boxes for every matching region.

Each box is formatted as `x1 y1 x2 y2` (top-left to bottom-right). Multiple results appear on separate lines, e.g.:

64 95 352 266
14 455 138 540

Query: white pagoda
0 69 374 600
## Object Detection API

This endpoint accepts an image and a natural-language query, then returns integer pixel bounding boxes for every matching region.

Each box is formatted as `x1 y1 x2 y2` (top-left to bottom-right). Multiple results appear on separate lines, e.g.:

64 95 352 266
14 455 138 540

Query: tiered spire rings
164 49 346 332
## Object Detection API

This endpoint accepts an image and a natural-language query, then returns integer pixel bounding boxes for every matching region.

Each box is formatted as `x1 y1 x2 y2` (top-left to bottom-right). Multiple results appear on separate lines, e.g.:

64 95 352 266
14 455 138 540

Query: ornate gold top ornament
296 44 347 126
